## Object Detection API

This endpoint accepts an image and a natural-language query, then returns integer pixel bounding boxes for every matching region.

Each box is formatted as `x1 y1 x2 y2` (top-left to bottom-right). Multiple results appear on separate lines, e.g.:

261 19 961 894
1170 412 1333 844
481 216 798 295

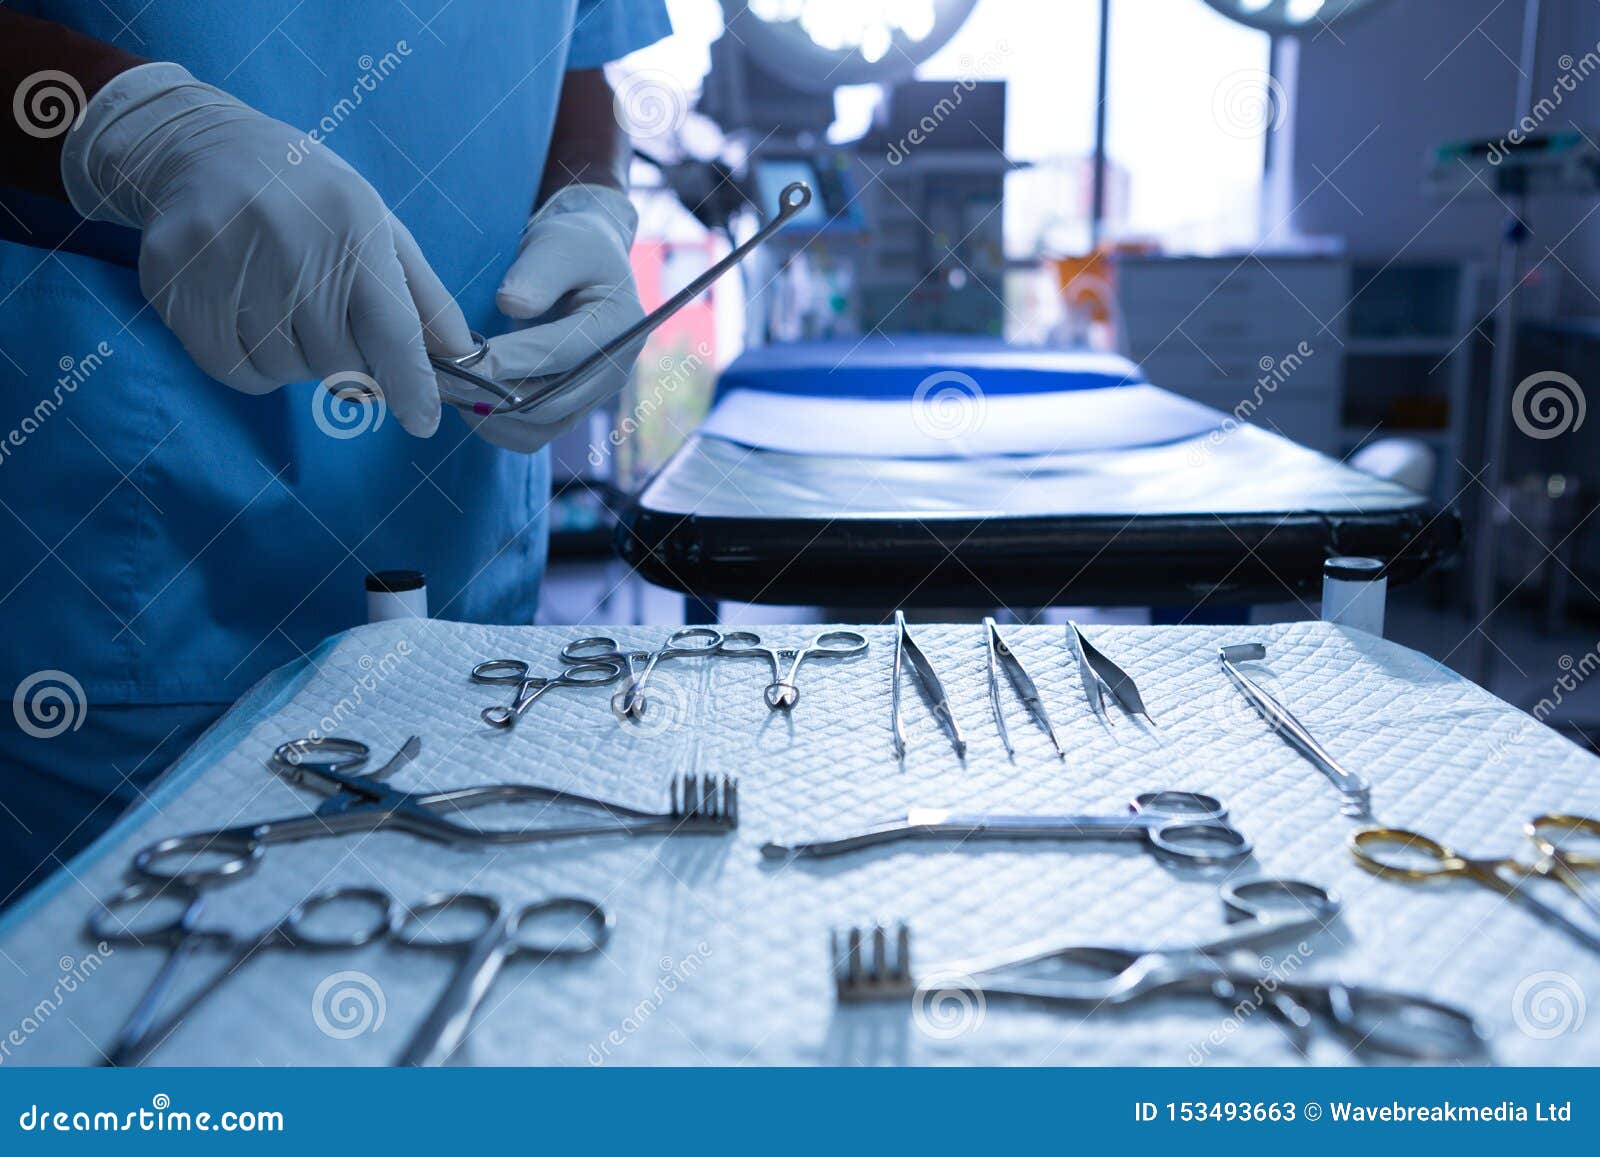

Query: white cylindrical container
1321 556 1387 637
365 569 427 623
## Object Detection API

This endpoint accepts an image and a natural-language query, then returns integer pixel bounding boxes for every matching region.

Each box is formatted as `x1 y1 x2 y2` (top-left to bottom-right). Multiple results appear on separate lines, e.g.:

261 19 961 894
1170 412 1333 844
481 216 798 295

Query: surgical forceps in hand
424 182 815 418
1066 620 1156 727
892 611 966 759
1351 814 1600 952
562 628 723 720
470 657 623 729
832 877 1486 1061
395 892 611 1066
130 736 736 887
984 618 1063 758
1219 643 1372 817
716 629 869 709
91 881 399 1066
762 790 1250 866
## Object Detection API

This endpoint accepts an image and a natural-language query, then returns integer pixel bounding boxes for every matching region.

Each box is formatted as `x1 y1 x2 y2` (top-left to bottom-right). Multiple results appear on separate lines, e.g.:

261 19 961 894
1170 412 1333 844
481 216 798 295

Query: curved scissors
91 881 399 1066
716 629 869 709
394 891 612 1066
833 877 1485 1061
562 628 723 719
470 658 622 729
762 790 1251 867
129 736 736 887
1351 815 1600 952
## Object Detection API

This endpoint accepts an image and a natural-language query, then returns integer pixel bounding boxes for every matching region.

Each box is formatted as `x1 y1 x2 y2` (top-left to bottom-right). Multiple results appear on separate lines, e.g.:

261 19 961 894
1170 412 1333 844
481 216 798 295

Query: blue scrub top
0 1 671 704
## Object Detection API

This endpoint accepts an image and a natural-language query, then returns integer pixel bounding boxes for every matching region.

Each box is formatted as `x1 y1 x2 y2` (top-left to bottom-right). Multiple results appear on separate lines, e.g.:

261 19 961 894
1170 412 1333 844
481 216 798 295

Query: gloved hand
457 183 645 453
60 62 473 437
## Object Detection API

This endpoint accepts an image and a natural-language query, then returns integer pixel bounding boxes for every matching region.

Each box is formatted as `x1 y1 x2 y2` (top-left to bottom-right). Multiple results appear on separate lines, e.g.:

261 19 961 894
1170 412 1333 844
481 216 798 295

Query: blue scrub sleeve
569 0 673 68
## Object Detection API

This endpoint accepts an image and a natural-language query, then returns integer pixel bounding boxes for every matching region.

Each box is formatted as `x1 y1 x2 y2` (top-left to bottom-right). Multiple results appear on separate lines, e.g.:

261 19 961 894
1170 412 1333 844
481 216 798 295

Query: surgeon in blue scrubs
0 1 670 905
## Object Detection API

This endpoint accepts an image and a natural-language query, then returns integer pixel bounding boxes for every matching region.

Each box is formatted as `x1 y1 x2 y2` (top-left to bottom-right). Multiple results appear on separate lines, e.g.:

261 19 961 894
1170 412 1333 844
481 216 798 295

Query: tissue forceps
91 881 400 1067
328 183 815 417
130 736 736 887
395 892 611 1066
470 657 623 729
716 629 869 709
1066 621 1156 727
892 611 966 759
831 877 1485 1061
1218 643 1372 817
562 628 723 719
761 790 1251 866
1351 815 1600 952
983 618 1063 758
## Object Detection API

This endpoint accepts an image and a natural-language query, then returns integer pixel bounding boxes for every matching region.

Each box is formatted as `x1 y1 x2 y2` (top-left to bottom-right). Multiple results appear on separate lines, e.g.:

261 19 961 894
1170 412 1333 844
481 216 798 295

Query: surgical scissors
892 610 966 759
470 657 622 729
716 629 869 709
1219 643 1372 817
395 892 611 1066
831 877 1486 1061
983 618 1063 758
1351 815 1600 952
91 881 399 1066
561 628 723 720
331 183 814 418
1066 620 1156 727
762 789 1251 867
130 736 737 887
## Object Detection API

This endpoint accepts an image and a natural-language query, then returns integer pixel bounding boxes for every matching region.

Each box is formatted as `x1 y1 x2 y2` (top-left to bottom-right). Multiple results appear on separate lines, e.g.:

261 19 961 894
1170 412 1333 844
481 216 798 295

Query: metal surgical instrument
395 892 611 1067
1218 643 1372 817
891 610 966 759
983 618 1063 758
129 737 736 886
562 628 723 720
470 657 623 729
762 790 1251 866
1066 620 1156 727
91 881 400 1067
716 629 869 709
830 877 1486 1061
331 183 815 417
1351 814 1600 952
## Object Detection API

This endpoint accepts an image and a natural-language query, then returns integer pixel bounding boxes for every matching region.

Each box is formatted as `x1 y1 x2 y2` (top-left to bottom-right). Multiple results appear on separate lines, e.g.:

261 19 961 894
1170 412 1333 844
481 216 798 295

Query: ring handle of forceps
433 182 814 418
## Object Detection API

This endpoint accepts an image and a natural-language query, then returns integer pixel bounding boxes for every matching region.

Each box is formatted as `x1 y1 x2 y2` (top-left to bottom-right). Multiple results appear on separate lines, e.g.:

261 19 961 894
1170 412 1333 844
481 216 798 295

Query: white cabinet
1113 255 1348 454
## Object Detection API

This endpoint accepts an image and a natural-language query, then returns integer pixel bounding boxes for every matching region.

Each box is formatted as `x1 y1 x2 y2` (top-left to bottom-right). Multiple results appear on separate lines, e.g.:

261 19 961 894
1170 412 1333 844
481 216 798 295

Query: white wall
1281 0 1600 313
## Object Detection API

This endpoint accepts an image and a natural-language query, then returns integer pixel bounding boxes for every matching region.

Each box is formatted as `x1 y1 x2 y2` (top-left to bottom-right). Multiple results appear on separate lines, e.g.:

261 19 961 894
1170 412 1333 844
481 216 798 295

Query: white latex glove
459 184 645 453
61 62 472 437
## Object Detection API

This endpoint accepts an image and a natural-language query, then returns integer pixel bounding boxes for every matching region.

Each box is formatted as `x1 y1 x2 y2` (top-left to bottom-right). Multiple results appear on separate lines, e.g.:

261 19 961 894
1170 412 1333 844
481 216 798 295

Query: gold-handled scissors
1350 814 1600 952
